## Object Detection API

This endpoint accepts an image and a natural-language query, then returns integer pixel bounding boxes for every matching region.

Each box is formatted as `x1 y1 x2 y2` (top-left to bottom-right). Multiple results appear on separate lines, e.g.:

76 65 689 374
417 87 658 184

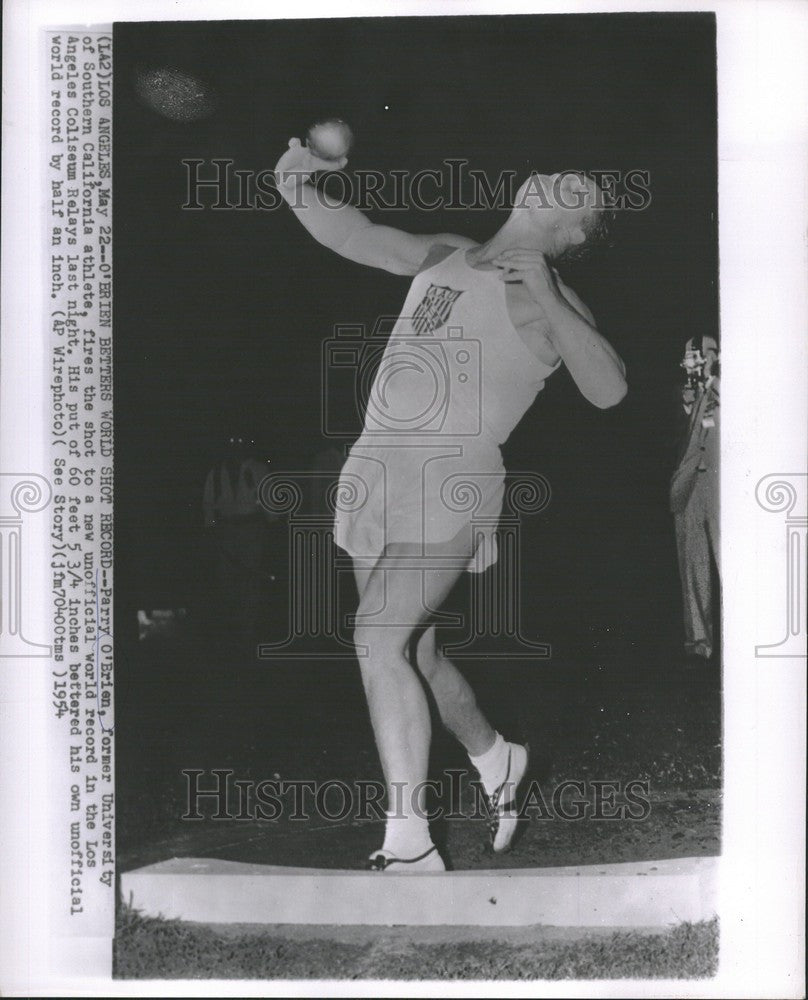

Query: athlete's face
515 171 602 254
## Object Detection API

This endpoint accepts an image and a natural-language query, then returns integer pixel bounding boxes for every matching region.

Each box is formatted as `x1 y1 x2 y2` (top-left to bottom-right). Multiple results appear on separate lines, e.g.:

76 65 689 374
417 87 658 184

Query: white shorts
333 435 506 573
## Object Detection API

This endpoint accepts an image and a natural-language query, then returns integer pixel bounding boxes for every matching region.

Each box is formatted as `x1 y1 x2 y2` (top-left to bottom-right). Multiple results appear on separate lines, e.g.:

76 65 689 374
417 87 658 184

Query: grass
113 903 718 981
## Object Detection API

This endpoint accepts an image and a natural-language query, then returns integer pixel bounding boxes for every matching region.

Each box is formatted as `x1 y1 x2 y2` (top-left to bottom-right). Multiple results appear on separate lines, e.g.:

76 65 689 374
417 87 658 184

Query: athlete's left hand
492 250 561 304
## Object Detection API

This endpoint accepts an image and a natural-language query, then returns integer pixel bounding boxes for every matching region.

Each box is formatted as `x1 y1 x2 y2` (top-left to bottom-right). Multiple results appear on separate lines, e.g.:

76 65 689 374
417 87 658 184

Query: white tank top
362 247 560 447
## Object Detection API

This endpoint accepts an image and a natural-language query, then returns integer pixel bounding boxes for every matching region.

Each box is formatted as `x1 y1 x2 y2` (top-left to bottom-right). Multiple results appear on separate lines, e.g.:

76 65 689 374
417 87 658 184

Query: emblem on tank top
411 284 464 334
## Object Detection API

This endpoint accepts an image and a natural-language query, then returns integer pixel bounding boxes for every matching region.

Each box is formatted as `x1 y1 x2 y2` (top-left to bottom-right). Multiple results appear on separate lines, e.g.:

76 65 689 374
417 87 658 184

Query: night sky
114 14 717 653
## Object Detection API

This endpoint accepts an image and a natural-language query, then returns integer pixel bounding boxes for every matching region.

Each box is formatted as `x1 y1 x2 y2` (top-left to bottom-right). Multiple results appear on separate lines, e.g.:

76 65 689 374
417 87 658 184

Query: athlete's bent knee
353 623 411 664
414 635 441 680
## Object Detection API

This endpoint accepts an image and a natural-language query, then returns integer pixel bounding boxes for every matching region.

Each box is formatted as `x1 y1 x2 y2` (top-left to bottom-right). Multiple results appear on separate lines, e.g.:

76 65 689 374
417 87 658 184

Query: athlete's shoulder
416 243 466 275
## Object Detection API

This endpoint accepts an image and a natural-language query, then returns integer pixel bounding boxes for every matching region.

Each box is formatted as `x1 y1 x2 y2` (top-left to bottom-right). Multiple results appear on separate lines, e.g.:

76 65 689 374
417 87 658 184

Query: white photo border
1 0 805 997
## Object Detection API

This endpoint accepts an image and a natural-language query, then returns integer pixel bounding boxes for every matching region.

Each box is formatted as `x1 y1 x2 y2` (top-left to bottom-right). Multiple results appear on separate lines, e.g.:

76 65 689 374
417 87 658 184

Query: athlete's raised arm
274 138 474 275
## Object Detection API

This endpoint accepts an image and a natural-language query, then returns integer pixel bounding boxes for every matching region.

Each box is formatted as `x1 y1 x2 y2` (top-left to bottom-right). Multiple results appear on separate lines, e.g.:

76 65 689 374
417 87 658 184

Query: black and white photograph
0 1 805 996
112 11 723 980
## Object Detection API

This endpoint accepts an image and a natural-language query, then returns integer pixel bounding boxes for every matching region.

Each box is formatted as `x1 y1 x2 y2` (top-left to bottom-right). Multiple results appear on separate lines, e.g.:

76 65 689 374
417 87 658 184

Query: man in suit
670 336 720 665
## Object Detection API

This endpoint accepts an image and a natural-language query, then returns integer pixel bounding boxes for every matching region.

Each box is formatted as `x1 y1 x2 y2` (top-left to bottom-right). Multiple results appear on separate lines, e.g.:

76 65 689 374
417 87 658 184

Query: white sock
380 810 433 858
469 732 525 798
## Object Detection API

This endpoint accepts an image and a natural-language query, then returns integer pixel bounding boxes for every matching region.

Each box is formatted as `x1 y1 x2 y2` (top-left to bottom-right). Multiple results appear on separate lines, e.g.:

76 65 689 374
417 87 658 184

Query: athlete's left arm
494 250 627 409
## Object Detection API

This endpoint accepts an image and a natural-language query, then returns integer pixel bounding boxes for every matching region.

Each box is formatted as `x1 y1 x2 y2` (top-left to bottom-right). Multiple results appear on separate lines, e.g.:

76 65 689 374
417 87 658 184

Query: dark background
113 13 717 662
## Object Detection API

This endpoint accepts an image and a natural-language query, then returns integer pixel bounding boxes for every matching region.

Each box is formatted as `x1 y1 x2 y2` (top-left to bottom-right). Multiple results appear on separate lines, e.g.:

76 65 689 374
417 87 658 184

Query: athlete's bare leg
353 563 494 751
409 622 530 854
413 624 495 756
353 533 527 863
352 539 469 823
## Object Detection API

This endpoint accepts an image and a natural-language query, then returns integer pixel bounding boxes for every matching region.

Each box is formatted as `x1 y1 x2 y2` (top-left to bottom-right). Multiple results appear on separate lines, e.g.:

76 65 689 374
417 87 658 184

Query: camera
680 345 706 389
322 319 483 439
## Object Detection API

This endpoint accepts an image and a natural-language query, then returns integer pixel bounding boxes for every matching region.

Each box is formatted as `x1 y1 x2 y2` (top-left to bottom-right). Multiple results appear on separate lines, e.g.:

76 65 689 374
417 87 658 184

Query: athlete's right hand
274 137 348 193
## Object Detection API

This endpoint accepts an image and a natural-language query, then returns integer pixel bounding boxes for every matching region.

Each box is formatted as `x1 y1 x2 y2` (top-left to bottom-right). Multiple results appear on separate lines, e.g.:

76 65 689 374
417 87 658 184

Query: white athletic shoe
366 845 445 873
487 742 530 853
